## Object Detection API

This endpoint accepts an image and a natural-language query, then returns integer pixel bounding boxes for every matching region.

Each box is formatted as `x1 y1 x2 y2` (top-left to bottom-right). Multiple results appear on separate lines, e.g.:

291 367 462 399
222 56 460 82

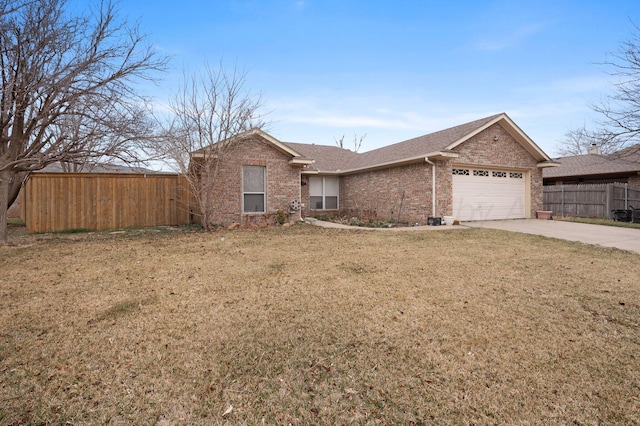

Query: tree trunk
0 170 12 245
7 171 28 209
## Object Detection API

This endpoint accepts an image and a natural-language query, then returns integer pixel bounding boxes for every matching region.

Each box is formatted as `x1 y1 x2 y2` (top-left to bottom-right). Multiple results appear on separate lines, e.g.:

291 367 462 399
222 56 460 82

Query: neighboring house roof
283 113 555 174
36 162 161 174
542 153 640 179
608 143 640 163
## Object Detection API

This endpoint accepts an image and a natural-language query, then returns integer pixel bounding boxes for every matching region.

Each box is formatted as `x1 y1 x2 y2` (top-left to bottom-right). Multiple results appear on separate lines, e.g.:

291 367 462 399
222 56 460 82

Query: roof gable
445 114 551 162
191 128 313 166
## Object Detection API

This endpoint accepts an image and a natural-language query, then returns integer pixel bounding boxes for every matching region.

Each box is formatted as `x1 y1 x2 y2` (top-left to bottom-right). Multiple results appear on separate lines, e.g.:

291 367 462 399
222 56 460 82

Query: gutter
425 158 437 217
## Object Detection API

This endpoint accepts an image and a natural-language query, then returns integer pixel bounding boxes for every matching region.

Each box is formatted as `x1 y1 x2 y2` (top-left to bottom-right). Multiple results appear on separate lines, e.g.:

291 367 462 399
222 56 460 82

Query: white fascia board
537 161 561 168
335 152 458 175
289 158 315 166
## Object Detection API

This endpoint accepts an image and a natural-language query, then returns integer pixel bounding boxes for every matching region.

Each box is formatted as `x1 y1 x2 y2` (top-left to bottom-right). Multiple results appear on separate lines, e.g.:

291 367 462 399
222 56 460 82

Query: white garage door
452 168 526 221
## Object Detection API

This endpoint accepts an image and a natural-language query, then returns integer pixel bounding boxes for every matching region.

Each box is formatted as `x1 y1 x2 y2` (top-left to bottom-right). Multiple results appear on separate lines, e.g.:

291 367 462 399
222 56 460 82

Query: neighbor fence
21 173 191 233
543 183 640 219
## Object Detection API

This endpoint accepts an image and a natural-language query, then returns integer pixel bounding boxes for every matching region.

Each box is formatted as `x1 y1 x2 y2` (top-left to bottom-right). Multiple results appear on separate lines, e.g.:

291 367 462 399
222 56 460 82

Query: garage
452 167 526 221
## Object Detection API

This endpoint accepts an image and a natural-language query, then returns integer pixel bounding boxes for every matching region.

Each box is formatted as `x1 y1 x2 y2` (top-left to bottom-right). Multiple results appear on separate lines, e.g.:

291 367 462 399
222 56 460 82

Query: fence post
561 185 564 217
605 184 614 219
625 183 629 210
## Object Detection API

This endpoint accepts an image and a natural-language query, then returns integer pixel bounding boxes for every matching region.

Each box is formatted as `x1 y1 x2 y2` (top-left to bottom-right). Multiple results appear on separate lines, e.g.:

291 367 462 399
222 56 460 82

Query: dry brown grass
1 224 639 425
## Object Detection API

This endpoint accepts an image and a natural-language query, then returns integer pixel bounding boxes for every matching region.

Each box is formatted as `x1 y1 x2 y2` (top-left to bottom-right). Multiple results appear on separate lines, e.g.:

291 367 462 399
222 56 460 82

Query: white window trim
242 165 266 214
310 176 339 210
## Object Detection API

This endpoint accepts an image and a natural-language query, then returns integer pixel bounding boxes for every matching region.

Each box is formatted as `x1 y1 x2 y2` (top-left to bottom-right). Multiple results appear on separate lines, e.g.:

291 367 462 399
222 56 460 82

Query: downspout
425 158 436 217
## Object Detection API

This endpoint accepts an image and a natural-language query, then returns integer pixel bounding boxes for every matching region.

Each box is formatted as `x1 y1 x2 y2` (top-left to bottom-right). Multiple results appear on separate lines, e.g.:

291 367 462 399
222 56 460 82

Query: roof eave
426 151 459 161
537 161 561 168
289 158 315 166
190 152 216 160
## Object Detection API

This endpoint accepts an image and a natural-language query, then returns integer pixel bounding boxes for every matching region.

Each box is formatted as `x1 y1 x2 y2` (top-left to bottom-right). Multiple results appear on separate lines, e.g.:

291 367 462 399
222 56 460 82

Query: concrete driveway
465 219 640 254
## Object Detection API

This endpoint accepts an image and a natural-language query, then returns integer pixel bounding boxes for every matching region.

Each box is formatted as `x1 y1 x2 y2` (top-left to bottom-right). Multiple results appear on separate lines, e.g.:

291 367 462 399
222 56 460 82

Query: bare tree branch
334 133 366 152
0 0 168 244
555 125 619 156
153 62 266 230
557 21 640 157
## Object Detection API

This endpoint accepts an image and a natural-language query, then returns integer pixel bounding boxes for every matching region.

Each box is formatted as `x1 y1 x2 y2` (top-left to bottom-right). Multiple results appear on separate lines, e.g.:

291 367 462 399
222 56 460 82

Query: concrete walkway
305 217 640 254
303 217 463 231
466 219 640 254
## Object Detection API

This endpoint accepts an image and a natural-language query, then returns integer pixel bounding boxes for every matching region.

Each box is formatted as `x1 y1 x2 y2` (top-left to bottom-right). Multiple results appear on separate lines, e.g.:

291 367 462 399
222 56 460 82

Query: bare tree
0 0 167 244
156 63 265 230
334 133 366 152
558 22 640 157
555 125 618 156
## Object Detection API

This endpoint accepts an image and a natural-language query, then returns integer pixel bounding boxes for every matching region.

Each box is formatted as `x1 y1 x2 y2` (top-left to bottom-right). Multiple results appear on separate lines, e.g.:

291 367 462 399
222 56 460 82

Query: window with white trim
243 165 265 213
309 176 339 210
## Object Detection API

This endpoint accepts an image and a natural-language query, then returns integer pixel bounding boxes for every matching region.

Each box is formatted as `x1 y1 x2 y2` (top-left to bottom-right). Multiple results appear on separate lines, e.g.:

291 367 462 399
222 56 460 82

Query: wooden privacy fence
543 183 640 219
21 173 191 233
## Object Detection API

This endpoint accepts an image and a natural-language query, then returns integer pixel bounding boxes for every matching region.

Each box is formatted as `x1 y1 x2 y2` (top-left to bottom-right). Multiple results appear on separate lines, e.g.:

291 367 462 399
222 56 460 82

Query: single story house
609 143 640 164
542 152 640 185
192 113 557 226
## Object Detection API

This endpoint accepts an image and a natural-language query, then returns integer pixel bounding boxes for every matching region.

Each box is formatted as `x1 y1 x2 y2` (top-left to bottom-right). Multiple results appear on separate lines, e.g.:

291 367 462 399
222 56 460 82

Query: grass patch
94 299 140 322
55 227 94 234
557 215 640 229
1 226 639 424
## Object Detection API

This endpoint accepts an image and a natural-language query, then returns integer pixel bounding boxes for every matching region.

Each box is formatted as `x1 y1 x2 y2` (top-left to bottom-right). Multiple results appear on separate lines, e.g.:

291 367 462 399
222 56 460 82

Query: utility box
427 216 442 226
612 209 632 222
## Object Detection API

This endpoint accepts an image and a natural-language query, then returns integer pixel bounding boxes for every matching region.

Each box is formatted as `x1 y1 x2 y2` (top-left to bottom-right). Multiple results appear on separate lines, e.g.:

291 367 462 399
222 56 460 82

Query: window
243 166 265 213
309 176 339 210
510 172 523 179
473 170 489 177
452 168 470 175
492 171 507 178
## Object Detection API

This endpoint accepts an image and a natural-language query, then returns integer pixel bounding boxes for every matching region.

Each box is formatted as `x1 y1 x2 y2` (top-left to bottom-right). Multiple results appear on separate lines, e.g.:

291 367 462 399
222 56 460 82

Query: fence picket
543 183 640 218
21 173 191 233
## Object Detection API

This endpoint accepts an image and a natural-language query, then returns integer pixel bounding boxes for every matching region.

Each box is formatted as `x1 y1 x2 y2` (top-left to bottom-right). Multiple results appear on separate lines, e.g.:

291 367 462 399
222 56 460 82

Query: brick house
192 113 557 226
542 148 640 185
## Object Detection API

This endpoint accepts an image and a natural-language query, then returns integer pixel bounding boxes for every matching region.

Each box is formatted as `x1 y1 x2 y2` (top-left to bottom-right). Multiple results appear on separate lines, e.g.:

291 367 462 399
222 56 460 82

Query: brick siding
202 123 544 225
200 137 303 226
450 123 543 218
628 175 640 186
319 123 543 223
340 163 433 223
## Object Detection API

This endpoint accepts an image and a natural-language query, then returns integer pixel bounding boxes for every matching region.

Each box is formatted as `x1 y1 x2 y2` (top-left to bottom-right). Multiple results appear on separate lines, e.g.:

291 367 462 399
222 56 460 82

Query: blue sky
113 0 640 156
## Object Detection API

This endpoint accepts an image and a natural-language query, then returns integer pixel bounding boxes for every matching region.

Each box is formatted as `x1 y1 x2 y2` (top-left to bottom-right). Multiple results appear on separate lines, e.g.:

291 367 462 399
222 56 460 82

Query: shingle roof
542 154 640 178
608 143 640 163
279 142 360 172
37 162 162 174
283 113 506 172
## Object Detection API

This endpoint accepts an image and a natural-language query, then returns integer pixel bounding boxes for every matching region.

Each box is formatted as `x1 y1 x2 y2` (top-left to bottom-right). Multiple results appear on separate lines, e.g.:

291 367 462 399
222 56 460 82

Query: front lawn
1 225 639 424
557 215 640 229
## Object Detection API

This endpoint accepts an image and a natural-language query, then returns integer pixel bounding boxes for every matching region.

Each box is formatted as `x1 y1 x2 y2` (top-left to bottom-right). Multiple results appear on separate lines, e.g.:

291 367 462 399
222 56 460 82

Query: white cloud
476 22 545 51
512 75 610 95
